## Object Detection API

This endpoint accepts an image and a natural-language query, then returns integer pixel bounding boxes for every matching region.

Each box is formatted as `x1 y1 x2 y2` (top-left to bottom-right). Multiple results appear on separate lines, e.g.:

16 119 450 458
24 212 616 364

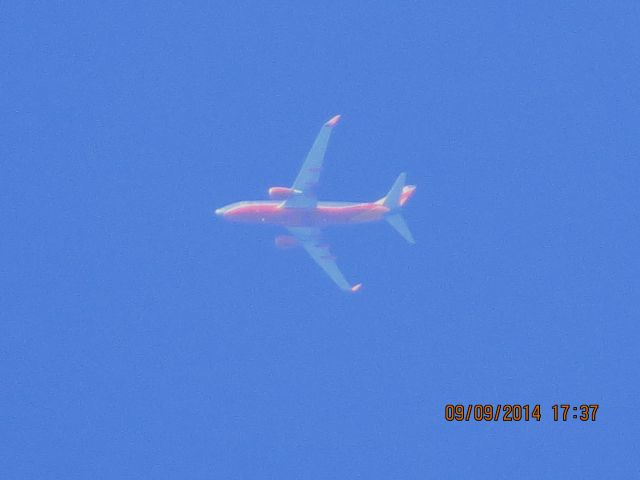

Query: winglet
324 114 341 128
350 283 363 293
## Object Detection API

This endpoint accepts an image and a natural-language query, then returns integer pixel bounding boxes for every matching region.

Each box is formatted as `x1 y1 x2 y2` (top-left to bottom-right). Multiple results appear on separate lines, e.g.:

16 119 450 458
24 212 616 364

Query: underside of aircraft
215 115 416 292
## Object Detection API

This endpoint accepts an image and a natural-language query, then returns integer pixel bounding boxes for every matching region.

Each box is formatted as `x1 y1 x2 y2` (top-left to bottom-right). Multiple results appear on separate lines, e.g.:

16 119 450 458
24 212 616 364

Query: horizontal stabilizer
386 213 415 244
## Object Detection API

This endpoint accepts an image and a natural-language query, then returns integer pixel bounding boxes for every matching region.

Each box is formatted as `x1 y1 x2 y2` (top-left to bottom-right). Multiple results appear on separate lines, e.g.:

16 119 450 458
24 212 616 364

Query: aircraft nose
215 208 225 217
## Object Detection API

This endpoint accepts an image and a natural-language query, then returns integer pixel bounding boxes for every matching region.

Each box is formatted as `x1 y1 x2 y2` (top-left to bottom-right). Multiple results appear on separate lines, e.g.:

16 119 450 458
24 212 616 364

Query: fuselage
215 200 390 227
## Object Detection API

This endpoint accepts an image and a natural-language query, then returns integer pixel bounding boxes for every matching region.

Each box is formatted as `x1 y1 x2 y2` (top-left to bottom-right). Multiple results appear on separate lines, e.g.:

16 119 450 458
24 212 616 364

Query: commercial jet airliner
215 115 416 292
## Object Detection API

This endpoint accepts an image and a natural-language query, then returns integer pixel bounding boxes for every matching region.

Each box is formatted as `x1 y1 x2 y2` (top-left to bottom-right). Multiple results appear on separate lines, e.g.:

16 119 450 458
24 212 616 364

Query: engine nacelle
268 186 301 200
275 235 300 249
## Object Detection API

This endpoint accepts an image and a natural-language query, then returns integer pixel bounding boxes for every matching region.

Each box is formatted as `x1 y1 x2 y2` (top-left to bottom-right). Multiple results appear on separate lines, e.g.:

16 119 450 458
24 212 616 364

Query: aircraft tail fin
376 173 417 209
375 173 416 244
386 213 415 244
382 172 406 209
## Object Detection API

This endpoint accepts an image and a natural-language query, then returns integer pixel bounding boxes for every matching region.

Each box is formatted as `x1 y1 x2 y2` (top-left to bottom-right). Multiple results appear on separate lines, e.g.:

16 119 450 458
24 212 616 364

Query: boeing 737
215 115 416 292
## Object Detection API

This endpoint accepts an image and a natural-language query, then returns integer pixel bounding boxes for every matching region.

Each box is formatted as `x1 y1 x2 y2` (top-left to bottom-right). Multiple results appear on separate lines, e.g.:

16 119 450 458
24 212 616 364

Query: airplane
215 115 416 292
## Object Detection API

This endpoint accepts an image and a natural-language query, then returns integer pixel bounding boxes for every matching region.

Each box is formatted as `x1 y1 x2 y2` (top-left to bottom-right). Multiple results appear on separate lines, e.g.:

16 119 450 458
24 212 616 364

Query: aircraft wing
284 115 341 208
287 227 362 293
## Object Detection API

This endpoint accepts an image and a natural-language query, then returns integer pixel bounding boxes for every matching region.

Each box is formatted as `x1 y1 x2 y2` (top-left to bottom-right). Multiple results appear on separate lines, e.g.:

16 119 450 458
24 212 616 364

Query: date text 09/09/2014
444 404 599 422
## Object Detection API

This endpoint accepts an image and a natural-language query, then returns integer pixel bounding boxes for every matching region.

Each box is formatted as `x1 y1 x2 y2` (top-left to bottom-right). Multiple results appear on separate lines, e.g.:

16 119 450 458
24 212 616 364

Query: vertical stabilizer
379 173 416 244
382 172 406 209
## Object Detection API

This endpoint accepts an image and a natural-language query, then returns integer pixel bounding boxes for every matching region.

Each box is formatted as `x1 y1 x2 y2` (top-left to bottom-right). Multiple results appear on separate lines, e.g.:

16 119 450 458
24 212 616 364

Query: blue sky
2 1 639 478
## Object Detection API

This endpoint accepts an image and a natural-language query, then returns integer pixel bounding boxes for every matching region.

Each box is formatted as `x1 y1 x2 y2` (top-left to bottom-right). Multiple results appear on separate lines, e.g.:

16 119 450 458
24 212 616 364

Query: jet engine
268 187 301 199
275 235 299 249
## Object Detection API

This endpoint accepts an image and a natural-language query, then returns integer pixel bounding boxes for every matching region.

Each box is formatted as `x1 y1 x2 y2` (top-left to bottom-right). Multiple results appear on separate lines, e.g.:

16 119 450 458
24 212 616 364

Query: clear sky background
2 1 639 478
